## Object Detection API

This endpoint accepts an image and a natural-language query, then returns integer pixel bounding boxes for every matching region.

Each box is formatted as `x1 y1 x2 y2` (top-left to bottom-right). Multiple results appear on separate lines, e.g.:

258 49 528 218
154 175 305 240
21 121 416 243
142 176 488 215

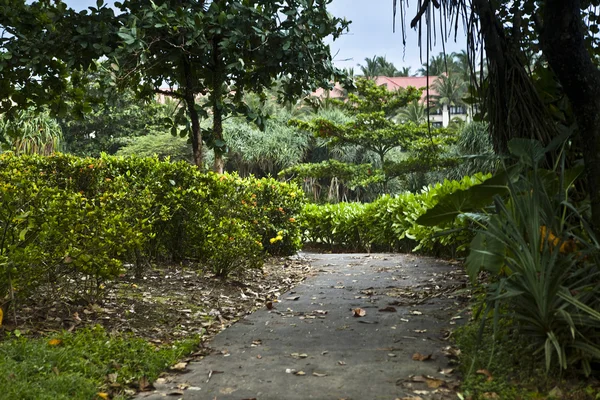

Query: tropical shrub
0 153 305 310
299 173 490 254
419 139 600 376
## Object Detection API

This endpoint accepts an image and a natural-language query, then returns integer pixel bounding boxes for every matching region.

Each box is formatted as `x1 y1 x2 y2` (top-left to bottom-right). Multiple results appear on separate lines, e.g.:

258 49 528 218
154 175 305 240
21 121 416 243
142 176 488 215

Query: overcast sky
64 0 467 74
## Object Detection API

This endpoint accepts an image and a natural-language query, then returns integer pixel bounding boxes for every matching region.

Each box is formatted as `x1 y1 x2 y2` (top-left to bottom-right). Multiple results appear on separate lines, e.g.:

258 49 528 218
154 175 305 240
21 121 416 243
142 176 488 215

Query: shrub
299 173 489 255
0 153 305 310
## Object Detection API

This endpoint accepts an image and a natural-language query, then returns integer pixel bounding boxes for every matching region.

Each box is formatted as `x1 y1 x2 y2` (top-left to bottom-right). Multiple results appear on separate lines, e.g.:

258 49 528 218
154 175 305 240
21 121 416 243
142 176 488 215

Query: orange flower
88 164 94 169
289 217 296 223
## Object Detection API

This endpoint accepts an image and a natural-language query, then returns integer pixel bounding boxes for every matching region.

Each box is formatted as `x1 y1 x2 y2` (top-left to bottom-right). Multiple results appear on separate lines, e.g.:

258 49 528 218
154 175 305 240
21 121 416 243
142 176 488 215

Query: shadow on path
138 252 469 400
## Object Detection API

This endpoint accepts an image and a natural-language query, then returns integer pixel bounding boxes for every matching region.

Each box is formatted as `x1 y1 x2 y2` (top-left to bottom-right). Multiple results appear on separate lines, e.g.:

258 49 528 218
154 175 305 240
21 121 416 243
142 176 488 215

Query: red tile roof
311 76 441 103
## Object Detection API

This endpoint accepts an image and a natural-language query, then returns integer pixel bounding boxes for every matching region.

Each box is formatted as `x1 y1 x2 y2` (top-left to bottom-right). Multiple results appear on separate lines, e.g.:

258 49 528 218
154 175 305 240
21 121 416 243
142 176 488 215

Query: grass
0 326 199 400
454 315 600 400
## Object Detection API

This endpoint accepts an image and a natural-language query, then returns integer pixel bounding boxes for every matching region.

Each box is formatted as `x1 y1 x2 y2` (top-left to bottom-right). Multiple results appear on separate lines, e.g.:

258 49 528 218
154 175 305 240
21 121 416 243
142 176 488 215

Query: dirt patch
1 256 314 345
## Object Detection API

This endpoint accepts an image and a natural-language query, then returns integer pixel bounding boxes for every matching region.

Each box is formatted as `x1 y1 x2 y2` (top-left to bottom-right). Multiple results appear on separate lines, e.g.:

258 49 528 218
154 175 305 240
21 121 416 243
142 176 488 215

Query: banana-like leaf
416 170 511 226
465 231 506 281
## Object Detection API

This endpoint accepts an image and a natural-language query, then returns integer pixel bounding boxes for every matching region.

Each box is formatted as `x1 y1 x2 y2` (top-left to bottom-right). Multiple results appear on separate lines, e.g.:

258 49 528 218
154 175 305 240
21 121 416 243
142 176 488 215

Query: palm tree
358 56 379 80
396 100 427 124
398 66 412 77
431 74 467 113
417 53 458 76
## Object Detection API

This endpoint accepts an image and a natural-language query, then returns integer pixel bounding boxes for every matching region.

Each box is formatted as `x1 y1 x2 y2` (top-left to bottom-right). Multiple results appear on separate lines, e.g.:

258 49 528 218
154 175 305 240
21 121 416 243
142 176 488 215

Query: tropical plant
450 121 497 178
0 109 63 155
396 100 427 124
431 74 467 112
418 138 600 375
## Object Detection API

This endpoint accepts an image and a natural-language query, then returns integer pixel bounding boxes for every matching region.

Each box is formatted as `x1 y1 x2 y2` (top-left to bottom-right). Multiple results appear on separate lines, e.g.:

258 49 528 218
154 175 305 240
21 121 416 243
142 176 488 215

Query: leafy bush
0 153 305 309
420 139 600 376
0 326 198 400
299 173 489 254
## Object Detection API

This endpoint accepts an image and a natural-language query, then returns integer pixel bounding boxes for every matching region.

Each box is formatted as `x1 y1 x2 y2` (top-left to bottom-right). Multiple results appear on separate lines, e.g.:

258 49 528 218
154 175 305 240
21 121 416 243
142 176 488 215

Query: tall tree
431 74 467 112
393 0 600 231
1 0 350 172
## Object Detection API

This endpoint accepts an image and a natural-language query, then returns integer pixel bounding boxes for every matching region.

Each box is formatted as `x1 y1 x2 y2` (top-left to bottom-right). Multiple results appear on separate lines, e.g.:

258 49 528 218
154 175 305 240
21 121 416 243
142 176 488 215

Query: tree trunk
212 35 225 174
182 56 203 169
540 0 600 233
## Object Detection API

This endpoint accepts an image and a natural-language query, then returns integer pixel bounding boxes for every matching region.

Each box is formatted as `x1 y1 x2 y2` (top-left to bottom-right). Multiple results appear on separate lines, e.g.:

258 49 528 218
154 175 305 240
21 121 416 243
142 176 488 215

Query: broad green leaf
465 232 506 281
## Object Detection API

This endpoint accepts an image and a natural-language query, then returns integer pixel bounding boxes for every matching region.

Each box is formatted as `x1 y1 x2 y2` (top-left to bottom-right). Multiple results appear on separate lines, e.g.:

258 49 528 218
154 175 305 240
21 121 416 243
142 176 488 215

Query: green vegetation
300 173 489 255
0 326 198 400
0 153 304 309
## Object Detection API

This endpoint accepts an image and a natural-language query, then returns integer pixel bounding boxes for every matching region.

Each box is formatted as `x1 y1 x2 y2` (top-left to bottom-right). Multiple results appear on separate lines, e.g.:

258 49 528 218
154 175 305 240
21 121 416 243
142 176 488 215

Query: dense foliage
299 173 490 255
419 139 600 376
0 153 305 310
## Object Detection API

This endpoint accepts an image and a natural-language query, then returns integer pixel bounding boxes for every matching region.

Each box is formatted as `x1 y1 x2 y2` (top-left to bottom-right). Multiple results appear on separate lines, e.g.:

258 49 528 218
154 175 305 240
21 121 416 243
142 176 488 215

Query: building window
449 106 466 115
432 122 443 128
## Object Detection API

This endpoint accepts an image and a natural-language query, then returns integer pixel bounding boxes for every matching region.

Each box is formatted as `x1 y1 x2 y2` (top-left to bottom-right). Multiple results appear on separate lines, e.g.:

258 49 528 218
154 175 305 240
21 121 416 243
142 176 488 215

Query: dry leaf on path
312 372 327 377
170 362 187 371
412 352 433 361
138 376 153 391
352 308 366 317
425 377 445 388
286 296 300 301
295 371 306 376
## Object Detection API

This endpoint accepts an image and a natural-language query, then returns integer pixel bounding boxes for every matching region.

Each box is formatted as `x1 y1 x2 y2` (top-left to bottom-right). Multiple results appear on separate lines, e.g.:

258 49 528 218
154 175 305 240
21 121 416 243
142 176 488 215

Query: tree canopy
0 0 350 171
393 0 600 232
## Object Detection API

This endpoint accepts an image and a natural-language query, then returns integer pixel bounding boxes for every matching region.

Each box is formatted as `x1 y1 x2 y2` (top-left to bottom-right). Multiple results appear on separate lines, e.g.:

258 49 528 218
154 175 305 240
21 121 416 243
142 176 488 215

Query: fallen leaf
138 376 152 391
266 301 273 310
477 369 493 381
338 361 346 365
425 377 445 388
286 296 300 301
482 393 500 399
48 339 62 346
256 354 262 359
312 372 327 377
352 308 366 317
378 306 397 312
177 383 190 390
439 368 454 376
411 310 423 315
314 310 328 315
171 362 187 371
295 371 306 376
414 390 430 395
388 353 397 357
107 373 118 383
97 393 109 400
414 329 427 333
412 352 433 361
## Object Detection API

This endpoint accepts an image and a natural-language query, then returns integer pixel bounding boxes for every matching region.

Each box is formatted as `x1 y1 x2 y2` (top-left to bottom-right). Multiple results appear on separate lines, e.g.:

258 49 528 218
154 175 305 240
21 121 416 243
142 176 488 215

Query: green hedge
0 153 305 304
299 173 491 255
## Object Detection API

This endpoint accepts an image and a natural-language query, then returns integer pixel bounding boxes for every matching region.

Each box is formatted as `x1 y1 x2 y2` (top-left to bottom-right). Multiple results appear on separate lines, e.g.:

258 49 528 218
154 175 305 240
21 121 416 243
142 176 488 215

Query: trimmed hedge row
0 153 305 303
299 173 491 255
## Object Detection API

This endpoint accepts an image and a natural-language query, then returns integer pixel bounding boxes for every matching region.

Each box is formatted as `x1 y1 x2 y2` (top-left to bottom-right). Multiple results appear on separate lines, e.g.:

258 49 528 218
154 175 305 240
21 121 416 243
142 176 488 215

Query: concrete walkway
139 253 468 400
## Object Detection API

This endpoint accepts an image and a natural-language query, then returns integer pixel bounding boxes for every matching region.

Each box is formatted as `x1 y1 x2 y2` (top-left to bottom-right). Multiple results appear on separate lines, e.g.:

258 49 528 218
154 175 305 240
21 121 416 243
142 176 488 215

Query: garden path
137 252 469 400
